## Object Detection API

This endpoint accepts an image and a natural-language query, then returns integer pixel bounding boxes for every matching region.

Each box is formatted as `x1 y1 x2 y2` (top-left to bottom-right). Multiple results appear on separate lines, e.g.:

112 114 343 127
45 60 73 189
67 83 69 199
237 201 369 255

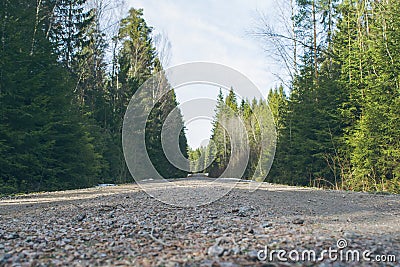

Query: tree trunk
312 0 318 80
290 0 297 75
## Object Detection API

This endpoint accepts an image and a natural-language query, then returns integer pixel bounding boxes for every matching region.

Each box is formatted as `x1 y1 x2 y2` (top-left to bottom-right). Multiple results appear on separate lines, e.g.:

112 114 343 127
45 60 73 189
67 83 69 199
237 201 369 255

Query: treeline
189 89 275 180
190 0 399 193
0 1 187 194
258 0 399 193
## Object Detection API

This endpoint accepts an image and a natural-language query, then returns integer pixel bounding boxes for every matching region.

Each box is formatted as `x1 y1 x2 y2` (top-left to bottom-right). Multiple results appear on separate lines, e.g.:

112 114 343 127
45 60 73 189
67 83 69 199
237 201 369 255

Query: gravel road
1 179 399 266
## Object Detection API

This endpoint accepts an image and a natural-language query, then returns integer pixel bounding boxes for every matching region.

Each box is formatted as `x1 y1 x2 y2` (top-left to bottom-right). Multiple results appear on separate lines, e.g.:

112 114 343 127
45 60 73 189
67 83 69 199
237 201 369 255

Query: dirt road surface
1 179 399 266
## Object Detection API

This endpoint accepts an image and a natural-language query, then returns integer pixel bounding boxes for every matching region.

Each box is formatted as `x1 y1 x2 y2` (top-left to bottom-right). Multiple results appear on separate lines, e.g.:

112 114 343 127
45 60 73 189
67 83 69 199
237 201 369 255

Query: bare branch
153 32 172 68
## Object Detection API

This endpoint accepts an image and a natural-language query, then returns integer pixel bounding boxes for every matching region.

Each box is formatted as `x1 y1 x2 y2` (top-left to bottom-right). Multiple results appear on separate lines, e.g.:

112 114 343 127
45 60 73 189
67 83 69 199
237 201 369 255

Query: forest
190 0 400 194
1 0 399 194
0 0 187 194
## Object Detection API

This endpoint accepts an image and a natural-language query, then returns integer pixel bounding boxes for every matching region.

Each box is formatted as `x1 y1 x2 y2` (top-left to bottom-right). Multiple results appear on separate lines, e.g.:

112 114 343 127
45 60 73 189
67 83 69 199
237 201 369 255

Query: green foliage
205 89 273 180
3 0 399 195
146 90 188 178
0 3 188 194
266 0 399 193
0 0 100 193
188 146 206 173
335 0 400 192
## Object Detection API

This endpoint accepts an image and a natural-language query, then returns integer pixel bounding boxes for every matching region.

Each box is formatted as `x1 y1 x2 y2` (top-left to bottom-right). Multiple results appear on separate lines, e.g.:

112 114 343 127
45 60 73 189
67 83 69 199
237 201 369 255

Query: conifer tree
0 0 100 193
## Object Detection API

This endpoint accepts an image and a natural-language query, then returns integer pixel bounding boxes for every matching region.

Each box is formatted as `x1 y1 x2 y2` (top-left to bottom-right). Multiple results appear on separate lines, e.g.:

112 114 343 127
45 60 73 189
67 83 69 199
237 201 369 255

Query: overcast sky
126 0 282 148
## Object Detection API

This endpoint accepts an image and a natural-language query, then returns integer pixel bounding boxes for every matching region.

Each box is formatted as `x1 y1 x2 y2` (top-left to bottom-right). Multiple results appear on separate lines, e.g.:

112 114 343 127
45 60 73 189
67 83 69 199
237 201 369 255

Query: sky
126 0 282 148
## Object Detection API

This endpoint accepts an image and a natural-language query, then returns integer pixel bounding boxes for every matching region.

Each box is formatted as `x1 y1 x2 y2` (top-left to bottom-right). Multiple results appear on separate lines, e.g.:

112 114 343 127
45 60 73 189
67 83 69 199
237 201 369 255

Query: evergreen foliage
204 0 399 193
2 0 399 194
257 0 400 193
0 2 187 194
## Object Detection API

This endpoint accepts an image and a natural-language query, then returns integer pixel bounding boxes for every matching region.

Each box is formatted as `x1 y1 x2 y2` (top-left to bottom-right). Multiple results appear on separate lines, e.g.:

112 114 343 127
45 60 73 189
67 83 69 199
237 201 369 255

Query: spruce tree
0 0 100 194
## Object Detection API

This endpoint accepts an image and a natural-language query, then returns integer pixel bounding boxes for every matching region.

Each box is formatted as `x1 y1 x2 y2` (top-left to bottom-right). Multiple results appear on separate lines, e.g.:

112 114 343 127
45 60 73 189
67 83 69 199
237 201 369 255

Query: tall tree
0 0 100 194
335 0 400 191
112 8 188 181
46 0 91 69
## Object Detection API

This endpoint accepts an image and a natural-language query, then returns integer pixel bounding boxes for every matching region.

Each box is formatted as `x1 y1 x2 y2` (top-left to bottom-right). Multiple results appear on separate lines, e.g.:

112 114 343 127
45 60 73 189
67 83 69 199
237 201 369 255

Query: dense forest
188 88 276 181
0 0 187 194
190 0 400 193
265 0 400 193
1 0 399 194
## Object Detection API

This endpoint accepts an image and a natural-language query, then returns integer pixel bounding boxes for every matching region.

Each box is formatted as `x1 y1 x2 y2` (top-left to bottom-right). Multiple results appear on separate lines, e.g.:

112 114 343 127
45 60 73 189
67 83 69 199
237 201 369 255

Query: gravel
0 180 399 266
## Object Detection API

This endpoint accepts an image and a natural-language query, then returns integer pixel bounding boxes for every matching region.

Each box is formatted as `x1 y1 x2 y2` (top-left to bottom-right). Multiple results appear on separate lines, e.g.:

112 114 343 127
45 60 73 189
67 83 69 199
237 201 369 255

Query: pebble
292 218 305 225
207 245 225 257
76 213 86 222
261 222 273 228
218 262 240 267
231 246 240 255
247 250 259 261
6 233 19 240
343 231 360 239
